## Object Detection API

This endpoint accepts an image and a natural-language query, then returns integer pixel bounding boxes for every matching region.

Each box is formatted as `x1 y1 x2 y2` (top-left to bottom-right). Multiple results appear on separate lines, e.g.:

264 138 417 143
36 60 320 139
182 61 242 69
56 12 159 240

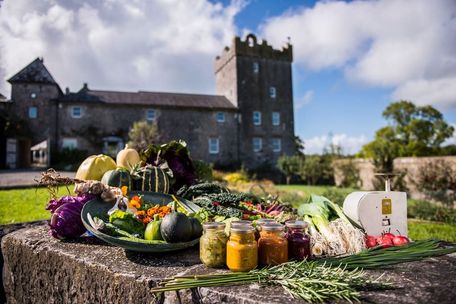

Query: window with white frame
272 112 280 126
216 112 225 122
28 106 37 119
253 62 259 73
272 138 282 152
71 106 82 118
147 109 156 121
269 86 277 98
62 138 78 150
253 137 262 152
208 138 219 154
253 111 261 126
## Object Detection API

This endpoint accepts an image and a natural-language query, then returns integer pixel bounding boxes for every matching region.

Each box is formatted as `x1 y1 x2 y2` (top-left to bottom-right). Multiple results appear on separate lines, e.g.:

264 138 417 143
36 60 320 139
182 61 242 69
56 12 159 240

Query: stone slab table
2 225 456 304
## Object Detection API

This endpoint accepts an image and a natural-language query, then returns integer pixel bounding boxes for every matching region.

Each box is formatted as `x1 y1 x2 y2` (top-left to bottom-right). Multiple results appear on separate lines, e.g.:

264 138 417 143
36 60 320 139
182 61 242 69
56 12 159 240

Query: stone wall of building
57 102 239 166
334 156 456 201
9 83 61 149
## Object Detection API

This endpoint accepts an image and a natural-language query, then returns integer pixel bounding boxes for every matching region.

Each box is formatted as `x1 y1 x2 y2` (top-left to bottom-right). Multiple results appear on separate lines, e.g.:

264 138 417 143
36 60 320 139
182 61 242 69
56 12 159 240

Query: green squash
189 217 203 239
160 212 192 243
101 168 132 189
133 166 170 193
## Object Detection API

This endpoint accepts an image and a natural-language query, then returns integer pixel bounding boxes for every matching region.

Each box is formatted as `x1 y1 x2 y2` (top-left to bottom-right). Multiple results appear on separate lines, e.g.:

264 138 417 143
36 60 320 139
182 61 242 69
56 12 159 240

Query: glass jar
253 218 276 240
258 223 288 266
231 220 253 228
200 222 228 268
285 221 311 261
226 226 258 272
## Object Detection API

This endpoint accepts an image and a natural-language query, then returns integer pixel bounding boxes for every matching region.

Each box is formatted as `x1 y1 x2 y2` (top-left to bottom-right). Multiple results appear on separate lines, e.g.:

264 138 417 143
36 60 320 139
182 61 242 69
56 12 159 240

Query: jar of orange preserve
258 223 288 266
226 226 258 272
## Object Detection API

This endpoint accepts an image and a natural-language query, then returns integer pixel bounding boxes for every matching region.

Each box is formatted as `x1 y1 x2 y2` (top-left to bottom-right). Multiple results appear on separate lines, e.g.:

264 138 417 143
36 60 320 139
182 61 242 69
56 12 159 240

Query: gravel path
0 170 75 189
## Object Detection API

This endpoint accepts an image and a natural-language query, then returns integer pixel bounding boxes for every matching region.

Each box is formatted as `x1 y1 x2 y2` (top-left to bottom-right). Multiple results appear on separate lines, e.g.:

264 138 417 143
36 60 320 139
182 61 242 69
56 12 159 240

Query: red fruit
376 235 394 248
366 235 377 248
382 232 395 240
392 235 409 246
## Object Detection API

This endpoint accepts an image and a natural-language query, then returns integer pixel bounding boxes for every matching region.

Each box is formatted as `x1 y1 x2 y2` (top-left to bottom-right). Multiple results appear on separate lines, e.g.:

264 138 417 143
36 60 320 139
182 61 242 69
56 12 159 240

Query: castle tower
7 58 62 151
215 34 295 168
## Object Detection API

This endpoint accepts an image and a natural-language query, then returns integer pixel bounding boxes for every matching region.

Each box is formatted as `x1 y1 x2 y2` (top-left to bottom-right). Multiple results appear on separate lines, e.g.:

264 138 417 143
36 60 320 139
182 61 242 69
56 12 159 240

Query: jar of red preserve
285 220 311 261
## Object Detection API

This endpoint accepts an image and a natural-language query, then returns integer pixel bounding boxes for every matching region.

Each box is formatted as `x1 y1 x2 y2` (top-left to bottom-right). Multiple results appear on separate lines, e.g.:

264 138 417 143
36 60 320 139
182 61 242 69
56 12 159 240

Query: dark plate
81 192 201 252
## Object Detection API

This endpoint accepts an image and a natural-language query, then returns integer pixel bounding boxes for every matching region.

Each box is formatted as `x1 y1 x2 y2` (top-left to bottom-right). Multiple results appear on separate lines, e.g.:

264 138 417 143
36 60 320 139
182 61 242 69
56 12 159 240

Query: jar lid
260 223 284 231
231 220 253 227
285 220 309 229
203 222 225 229
230 225 255 233
255 218 276 226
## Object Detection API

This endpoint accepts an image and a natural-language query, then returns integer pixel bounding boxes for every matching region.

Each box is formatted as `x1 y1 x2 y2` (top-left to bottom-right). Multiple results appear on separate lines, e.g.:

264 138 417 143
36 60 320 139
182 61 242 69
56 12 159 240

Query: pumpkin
75 154 117 181
116 144 141 170
101 168 132 189
132 165 170 193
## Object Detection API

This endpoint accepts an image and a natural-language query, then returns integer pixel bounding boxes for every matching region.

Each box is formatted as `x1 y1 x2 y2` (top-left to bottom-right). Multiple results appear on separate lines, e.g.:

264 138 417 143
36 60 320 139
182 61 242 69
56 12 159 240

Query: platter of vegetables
81 191 203 252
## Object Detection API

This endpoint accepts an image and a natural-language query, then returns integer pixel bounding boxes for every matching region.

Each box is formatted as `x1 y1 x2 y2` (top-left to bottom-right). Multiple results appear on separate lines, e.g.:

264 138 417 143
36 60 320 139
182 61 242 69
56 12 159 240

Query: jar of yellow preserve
258 223 288 266
200 222 228 268
226 226 258 272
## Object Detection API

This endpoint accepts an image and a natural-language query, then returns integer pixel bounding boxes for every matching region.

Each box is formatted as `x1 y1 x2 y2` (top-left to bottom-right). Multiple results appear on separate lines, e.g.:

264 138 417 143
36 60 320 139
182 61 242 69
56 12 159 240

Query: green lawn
408 219 456 243
0 186 74 225
1 185 455 243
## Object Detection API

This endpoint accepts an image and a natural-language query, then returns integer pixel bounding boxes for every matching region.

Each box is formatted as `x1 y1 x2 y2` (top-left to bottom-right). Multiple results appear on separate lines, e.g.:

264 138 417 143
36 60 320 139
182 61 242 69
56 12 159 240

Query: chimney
82 83 88 91
65 87 70 95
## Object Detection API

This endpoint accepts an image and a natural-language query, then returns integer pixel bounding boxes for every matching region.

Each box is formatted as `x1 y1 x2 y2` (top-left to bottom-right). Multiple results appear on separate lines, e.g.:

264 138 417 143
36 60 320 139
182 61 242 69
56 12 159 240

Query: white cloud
295 89 314 109
304 133 368 155
0 0 243 95
260 0 456 108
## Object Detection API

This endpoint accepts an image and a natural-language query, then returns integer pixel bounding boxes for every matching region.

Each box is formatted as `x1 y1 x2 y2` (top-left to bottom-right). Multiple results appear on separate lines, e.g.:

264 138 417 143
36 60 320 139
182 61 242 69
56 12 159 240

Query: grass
0 186 74 225
408 219 456 243
1 184 455 243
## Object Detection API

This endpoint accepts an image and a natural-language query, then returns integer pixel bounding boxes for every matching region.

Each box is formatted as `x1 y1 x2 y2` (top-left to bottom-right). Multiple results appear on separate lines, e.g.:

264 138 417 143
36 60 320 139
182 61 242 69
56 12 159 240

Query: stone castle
1 34 295 169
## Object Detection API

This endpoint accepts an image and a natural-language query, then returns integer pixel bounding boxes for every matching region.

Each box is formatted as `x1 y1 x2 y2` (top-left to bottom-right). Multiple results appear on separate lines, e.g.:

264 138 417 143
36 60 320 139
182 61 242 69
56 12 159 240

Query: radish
392 230 409 246
376 235 394 248
366 235 377 248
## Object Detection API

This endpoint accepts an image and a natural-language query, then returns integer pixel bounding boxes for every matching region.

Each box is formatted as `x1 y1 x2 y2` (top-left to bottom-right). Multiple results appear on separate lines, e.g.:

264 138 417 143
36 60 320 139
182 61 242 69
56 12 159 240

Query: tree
277 154 302 185
294 135 305 156
127 121 160 151
360 100 454 165
298 155 334 185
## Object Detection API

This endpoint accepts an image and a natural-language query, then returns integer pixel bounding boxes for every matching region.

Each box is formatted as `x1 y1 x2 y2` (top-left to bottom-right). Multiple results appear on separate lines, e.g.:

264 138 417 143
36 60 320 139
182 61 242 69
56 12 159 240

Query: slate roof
60 88 237 110
8 58 59 84
0 93 6 100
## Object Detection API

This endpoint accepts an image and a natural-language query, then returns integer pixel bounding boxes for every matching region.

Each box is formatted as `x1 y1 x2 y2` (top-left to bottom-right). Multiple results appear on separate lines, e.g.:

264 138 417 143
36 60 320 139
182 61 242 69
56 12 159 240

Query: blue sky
1 0 455 154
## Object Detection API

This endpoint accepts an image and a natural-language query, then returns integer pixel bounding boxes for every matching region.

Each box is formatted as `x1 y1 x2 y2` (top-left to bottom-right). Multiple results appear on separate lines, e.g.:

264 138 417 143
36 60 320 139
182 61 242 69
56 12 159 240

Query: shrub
51 148 88 171
127 120 160 151
224 171 250 185
333 159 360 189
276 154 302 185
193 160 213 182
413 160 456 207
408 199 456 225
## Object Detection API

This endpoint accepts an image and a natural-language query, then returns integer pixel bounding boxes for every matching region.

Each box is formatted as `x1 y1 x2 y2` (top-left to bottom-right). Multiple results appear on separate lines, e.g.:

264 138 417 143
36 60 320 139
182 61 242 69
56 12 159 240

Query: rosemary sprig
151 261 387 303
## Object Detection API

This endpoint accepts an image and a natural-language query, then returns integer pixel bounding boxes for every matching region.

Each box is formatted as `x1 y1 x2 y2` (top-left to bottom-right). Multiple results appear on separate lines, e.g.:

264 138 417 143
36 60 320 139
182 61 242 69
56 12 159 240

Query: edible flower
129 195 142 209
121 186 128 196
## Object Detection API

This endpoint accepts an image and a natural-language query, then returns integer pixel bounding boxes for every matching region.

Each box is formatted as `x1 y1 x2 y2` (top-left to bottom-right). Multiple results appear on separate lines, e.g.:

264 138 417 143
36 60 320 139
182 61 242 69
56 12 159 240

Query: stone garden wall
334 156 456 200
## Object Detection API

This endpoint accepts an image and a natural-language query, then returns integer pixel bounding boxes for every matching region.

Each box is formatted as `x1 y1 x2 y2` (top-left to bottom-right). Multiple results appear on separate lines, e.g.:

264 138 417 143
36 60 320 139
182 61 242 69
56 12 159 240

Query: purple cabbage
46 194 95 239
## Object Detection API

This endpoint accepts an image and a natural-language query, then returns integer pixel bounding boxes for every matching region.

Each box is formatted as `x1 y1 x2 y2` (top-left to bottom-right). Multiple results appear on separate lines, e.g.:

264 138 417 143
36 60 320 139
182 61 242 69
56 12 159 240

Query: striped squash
133 166 170 194
101 168 132 189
